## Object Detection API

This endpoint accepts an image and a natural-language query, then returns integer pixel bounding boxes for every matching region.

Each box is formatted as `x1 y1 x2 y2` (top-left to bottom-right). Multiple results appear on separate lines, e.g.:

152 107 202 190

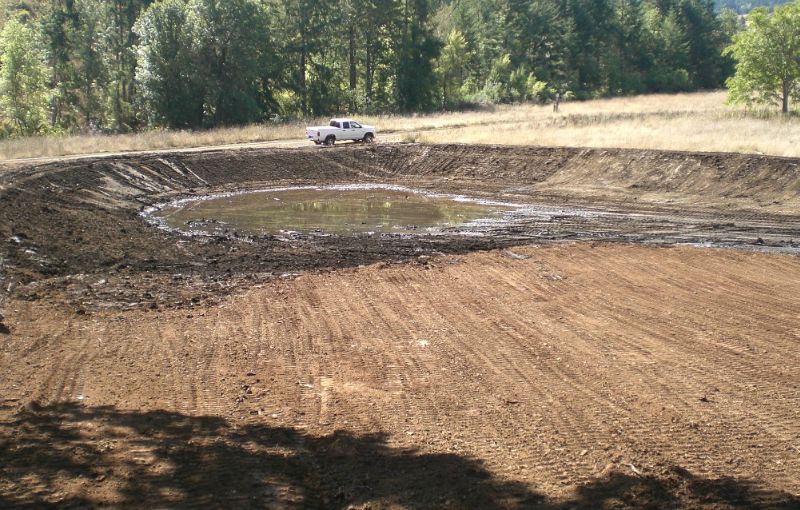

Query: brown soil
1 143 799 508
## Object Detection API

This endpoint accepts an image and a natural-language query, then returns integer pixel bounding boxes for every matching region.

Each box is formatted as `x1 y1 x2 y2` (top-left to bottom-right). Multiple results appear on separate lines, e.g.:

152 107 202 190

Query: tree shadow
0 402 539 509
0 402 797 509
567 468 800 509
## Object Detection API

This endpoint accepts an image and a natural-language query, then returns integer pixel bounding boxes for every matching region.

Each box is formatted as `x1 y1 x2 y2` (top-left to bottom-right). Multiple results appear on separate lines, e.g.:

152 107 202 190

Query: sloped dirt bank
1 143 799 310
1 144 800 508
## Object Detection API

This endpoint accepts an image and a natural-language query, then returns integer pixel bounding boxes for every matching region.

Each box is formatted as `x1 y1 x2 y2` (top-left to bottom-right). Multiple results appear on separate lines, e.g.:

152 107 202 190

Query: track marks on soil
2 244 799 504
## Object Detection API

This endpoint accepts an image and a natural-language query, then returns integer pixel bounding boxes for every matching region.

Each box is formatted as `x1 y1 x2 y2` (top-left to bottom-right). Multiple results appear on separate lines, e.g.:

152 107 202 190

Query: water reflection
156 189 507 235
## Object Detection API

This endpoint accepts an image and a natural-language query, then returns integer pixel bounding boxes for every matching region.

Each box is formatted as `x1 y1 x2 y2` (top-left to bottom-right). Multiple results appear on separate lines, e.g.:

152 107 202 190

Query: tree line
0 0 739 137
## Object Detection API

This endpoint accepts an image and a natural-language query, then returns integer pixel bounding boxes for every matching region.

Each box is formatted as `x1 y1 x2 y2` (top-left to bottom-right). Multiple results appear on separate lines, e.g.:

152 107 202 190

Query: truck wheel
363 133 374 144
324 135 336 146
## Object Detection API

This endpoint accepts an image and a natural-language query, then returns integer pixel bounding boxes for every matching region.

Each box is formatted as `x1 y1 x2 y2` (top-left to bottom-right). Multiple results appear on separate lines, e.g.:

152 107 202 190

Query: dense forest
0 0 740 137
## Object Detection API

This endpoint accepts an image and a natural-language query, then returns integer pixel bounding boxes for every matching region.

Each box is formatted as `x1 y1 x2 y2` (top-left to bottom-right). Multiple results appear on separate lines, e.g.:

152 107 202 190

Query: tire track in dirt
2 244 799 506
542 247 800 488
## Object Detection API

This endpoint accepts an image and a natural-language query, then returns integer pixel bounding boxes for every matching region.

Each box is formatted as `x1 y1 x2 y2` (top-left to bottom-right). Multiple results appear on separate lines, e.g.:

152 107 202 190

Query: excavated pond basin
152 186 512 235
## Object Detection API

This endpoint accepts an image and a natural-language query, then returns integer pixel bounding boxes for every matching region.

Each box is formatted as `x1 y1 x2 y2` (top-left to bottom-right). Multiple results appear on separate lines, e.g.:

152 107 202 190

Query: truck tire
324 135 336 146
363 133 374 144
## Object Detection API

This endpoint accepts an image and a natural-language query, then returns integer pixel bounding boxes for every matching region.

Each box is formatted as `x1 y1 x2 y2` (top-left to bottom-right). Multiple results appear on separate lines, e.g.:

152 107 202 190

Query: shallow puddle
153 187 510 235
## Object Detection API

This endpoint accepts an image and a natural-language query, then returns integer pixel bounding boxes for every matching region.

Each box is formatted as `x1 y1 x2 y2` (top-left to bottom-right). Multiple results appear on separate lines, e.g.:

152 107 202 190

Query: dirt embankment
1 143 799 311
1 144 800 508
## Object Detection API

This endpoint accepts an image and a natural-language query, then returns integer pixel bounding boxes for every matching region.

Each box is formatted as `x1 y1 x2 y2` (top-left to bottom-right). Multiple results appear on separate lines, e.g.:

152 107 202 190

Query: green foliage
0 16 50 136
0 0 742 134
396 0 441 111
135 0 273 128
73 0 108 128
135 0 202 128
437 29 468 105
191 0 273 125
724 1 800 112
40 0 153 132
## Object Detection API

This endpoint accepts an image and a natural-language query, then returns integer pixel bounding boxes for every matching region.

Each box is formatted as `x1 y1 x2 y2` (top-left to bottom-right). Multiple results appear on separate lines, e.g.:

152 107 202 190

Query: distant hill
717 0 794 14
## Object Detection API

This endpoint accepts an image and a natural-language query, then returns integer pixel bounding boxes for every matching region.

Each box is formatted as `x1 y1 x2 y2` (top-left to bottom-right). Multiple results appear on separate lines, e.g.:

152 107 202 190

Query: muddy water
155 188 509 235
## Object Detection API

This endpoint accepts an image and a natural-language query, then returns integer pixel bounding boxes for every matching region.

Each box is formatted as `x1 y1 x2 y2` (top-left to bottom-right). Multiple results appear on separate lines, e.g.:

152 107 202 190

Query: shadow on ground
0 402 797 509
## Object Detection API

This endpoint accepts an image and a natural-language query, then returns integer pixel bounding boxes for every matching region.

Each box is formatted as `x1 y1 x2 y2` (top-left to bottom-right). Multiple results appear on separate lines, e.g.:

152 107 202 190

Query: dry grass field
2 90 800 161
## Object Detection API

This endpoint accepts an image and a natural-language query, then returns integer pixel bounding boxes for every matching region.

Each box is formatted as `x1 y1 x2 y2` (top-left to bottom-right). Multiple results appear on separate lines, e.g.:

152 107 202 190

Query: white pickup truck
306 118 376 146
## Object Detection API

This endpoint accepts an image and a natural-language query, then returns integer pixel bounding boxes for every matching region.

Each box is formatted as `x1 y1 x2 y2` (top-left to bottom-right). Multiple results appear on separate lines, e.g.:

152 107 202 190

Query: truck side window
351 122 361 128
330 121 340 128
343 122 350 129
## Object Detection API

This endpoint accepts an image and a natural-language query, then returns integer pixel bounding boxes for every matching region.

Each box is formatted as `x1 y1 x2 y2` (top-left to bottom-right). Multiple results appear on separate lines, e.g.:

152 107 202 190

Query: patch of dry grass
409 109 800 157
0 121 324 161
3 90 800 161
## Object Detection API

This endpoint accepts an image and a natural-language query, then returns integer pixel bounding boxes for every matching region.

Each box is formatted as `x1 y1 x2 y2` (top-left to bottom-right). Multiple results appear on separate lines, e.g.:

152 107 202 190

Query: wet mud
1 143 799 311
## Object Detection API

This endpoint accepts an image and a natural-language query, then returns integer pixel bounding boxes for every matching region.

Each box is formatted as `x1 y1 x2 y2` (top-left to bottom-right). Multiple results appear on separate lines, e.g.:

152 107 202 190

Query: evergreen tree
105 0 154 131
73 0 108 129
396 0 440 111
42 0 80 129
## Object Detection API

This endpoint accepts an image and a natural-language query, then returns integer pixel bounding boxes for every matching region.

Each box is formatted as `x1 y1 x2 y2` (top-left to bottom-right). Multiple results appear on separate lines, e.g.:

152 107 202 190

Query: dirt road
1 144 799 508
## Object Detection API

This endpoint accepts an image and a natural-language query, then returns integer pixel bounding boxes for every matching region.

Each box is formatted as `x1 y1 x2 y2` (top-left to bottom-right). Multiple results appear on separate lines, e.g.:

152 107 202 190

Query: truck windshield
330 121 340 128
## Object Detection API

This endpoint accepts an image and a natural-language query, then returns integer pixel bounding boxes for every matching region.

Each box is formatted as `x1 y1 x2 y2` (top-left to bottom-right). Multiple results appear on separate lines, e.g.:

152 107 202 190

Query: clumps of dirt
1 143 799 312
0 282 7 334
8 235 502 312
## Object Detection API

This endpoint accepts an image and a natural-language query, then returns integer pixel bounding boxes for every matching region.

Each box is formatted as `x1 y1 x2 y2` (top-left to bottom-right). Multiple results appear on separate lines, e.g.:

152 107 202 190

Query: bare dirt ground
1 143 799 508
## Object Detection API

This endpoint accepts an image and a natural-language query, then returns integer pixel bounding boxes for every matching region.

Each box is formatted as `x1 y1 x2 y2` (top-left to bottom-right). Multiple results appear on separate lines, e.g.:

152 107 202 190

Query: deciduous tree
725 1 800 113
0 17 50 136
